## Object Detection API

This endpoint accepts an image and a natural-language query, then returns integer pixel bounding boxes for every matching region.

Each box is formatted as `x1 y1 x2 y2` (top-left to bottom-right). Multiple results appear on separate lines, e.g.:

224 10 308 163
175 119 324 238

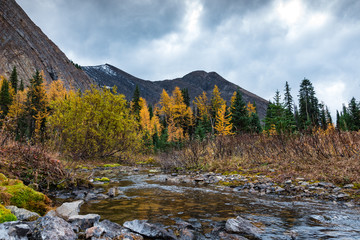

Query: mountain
83 64 269 119
0 0 94 90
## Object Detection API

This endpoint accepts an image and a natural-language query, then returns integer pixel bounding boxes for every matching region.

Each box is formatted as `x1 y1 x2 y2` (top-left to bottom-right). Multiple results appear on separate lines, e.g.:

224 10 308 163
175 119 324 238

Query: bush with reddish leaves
0 141 67 191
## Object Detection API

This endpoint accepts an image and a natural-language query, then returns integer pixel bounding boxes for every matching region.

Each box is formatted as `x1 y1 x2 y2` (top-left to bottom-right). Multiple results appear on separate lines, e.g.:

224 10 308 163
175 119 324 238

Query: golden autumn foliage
47 79 69 103
214 104 233 135
158 87 193 142
193 91 210 120
211 85 226 117
47 86 142 160
139 97 162 137
246 102 256 117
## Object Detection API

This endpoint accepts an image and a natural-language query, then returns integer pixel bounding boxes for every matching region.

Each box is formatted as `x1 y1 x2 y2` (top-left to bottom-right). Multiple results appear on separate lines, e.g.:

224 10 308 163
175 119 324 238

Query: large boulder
225 216 261 240
123 219 176 239
55 200 84 221
32 215 76 240
68 214 100 232
85 219 143 239
0 221 31 240
6 206 40 221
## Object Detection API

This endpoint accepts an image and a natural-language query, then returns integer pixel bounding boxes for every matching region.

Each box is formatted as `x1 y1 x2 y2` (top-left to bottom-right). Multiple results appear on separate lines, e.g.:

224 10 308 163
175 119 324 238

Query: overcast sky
17 0 360 118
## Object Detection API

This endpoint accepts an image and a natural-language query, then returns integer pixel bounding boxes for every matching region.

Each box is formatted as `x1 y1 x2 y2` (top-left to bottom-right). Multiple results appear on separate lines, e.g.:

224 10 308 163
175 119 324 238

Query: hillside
83 64 269 119
0 0 94 90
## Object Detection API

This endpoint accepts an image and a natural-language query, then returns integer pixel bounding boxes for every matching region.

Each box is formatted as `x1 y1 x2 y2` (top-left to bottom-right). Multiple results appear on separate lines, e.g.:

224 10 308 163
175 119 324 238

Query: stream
69 169 360 239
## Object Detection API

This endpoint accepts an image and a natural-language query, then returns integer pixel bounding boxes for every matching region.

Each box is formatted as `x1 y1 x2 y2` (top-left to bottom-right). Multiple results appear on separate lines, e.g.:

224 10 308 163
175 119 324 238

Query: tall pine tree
10 66 18 93
298 78 319 130
0 78 12 119
230 89 249 133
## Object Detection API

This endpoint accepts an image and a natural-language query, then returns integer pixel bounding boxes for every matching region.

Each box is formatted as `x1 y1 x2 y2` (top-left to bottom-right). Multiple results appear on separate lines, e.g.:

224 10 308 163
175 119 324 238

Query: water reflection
80 172 360 239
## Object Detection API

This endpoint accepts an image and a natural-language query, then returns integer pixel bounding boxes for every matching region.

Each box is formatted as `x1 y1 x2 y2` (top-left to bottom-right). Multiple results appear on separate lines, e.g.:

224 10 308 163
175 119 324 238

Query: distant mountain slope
83 64 269 119
0 0 94 90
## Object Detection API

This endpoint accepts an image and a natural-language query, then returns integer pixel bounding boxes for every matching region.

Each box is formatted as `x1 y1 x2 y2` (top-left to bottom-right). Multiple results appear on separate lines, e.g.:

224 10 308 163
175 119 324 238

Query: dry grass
0 132 68 190
158 130 360 185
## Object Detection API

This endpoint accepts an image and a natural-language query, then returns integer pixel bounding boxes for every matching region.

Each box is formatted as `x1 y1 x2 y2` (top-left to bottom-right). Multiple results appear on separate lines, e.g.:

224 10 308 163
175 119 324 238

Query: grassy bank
157 130 360 186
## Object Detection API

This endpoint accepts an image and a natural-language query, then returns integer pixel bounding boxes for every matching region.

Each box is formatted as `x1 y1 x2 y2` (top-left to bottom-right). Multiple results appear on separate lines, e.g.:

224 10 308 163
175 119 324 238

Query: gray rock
107 187 117 197
32 215 77 240
45 210 57 217
68 214 100 231
123 219 177 239
85 193 109 201
275 187 285 193
225 216 261 239
55 200 84 221
6 206 40 221
0 221 31 240
343 184 354 189
284 180 292 184
86 219 143 239
179 228 196 240
218 231 249 240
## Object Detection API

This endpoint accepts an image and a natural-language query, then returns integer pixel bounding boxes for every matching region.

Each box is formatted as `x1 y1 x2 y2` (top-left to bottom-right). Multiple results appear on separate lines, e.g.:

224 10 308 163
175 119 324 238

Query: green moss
136 157 157 165
0 173 51 216
102 163 121 168
352 183 360 189
218 180 242 187
94 177 110 182
0 204 17 223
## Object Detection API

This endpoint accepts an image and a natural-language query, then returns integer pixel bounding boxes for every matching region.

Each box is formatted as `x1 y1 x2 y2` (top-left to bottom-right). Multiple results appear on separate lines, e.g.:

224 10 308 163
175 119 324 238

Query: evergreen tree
10 66 18 93
181 88 190 107
230 89 249 133
298 78 319 130
19 79 24 91
25 70 48 141
131 85 141 120
284 81 293 114
336 110 341 130
0 78 12 119
249 112 262 133
347 97 360 130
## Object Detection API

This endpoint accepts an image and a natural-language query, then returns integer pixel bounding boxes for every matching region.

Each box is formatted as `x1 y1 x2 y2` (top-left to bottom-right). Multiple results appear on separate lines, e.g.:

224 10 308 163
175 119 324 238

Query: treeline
1 67 359 160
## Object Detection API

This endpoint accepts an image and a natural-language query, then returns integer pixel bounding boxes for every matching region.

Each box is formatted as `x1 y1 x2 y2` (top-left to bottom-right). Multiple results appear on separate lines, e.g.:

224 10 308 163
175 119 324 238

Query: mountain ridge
0 0 94 90
83 64 269 119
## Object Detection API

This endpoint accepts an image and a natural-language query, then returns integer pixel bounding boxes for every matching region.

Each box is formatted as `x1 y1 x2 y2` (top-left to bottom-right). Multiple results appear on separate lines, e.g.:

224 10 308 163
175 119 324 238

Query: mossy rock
102 163 121 168
0 204 17 223
94 177 110 182
0 173 51 216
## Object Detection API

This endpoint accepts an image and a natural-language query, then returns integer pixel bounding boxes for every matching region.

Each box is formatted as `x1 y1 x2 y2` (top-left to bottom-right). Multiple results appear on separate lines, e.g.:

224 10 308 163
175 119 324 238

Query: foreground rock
225 216 262 240
124 219 177 239
55 200 84 220
32 215 77 240
5 206 40 221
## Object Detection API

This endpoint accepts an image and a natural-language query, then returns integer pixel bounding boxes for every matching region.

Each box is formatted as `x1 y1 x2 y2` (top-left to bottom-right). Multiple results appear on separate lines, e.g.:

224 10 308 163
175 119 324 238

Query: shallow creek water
78 170 360 239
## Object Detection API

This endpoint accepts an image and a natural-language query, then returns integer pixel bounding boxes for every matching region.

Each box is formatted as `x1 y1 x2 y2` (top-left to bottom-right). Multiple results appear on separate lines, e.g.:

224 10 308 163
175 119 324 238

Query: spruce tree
348 97 360 131
298 78 319 130
131 85 141 120
26 70 48 141
10 66 18 93
19 79 24 91
181 88 190 107
284 81 293 114
230 89 249 133
0 78 12 119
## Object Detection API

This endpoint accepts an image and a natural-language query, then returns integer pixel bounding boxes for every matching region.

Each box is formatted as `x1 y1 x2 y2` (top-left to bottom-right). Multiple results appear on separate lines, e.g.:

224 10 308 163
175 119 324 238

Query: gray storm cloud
16 0 360 118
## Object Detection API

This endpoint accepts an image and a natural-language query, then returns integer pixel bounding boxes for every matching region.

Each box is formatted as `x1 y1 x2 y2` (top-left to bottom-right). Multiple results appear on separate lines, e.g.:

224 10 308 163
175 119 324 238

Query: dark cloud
16 0 360 118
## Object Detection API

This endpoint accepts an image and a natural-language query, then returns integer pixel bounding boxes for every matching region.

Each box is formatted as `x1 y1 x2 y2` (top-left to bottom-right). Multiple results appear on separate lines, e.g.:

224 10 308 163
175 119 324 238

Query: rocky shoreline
160 171 359 205
0 199 263 240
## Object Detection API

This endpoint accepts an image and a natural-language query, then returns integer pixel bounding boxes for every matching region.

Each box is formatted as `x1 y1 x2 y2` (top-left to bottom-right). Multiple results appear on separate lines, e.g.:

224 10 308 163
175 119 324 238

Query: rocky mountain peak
0 0 94 90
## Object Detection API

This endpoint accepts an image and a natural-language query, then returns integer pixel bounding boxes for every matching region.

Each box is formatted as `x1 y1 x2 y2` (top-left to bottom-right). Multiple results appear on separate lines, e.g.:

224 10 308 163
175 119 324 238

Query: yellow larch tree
246 102 257 117
193 91 210 120
47 79 69 103
214 103 233 136
211 85 226 118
